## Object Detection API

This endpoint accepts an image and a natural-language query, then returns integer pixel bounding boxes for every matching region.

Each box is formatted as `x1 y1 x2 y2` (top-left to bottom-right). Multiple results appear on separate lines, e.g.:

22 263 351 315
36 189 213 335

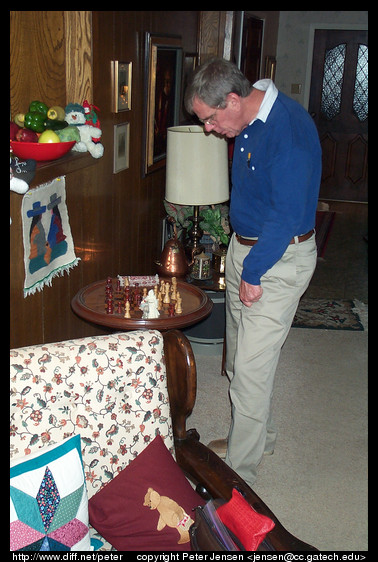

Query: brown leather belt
235 229 314 247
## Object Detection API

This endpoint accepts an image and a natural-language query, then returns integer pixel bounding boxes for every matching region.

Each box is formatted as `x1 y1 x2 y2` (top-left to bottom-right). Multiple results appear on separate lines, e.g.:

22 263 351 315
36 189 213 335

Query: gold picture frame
112 61 132 112
143 33 182 176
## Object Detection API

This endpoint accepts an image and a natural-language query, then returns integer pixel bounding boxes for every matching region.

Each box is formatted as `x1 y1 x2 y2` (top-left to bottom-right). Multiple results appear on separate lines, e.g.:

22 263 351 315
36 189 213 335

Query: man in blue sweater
185 58 321 487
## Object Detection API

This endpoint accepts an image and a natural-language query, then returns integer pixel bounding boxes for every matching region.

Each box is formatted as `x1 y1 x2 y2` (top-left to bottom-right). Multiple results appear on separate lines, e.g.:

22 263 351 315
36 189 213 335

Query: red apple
15 128 39 143
10 121 20 140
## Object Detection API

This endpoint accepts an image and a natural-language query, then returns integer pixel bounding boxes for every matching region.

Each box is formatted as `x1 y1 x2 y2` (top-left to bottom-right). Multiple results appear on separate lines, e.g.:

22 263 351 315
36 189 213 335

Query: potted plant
163 200 230 250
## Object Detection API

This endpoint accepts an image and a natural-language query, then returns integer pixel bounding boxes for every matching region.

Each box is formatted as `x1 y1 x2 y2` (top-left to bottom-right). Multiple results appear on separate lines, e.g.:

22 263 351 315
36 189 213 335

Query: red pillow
88 435 204 551
216 488 275 551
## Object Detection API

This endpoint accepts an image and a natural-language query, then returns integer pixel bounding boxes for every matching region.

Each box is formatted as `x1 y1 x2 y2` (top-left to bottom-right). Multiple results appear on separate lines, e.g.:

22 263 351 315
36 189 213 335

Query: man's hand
239 279 263 307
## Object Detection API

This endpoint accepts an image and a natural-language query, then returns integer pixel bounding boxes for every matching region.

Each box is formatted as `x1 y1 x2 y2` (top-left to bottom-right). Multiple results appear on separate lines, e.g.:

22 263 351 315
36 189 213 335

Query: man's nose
204 122 216 132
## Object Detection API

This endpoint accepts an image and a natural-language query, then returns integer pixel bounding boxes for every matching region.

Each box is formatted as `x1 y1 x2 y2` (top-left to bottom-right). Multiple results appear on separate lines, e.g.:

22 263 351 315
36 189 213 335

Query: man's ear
226 92 241 111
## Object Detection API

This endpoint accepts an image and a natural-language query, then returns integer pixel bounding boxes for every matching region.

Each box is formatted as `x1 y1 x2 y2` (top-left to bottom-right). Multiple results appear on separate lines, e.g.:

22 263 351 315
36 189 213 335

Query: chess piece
140 297 149 319
106 298 114 314
163 282 171 304
157 293 163 311
160 280 165 295
134 284 142 306
124 301 131 318
168 303 175 317
171 277 177 300
105 284 113 300
175 292 182 314
145 289 160 319
124 285 130 302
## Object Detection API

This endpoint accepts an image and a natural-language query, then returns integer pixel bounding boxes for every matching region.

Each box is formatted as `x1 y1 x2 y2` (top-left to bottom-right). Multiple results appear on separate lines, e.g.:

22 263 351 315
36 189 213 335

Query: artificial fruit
47 106 66 121
38 130 60 143
10 121 21 140
14 114 25 128
24 100 49 133
15 128 39 143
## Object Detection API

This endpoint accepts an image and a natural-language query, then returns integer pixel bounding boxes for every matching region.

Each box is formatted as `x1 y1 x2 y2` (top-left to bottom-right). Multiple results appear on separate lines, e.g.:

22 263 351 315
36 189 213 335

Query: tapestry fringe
23 258 81 298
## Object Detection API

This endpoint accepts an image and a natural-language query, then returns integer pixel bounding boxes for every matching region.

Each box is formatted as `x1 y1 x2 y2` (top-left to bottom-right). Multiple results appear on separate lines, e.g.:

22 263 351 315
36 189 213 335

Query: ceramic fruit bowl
10 141 76 162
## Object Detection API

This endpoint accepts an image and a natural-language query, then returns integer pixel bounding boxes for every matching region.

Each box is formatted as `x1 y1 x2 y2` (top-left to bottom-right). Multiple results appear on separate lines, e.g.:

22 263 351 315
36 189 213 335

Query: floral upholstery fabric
10 330 174 502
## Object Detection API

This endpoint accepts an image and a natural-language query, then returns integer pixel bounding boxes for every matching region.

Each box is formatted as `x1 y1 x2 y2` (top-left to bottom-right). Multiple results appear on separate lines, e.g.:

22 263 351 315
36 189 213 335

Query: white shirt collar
249 79 278 125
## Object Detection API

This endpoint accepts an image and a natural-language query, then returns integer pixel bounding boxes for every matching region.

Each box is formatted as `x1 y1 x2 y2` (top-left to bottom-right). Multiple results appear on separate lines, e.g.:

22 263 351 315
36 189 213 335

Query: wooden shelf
30 151 99 188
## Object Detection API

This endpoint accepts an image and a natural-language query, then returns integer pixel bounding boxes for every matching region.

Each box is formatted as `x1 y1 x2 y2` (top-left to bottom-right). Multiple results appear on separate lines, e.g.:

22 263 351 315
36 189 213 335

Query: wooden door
240 15 264 84
309 29 368 202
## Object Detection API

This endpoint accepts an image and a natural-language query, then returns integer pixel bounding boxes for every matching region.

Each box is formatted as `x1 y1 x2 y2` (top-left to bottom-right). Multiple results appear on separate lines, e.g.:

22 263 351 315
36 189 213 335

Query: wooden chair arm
175 432 316 551
163 330 317 552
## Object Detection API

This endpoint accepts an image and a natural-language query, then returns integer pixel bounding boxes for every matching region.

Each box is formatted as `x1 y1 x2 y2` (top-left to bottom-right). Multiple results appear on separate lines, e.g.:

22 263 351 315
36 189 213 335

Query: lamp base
185 205 205 265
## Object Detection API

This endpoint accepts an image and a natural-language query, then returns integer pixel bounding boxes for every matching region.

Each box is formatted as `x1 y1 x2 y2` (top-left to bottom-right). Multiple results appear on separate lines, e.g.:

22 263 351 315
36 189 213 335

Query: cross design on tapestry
26 192 67 274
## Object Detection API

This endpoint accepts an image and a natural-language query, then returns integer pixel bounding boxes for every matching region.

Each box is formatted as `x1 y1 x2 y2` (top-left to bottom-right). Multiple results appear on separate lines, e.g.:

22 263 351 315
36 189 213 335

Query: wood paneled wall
10 10 278 348
10 11 199 348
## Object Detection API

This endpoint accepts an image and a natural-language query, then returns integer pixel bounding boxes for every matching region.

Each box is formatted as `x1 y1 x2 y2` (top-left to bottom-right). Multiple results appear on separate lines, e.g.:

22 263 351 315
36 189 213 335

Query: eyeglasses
198 110 219 126
197 103 224 126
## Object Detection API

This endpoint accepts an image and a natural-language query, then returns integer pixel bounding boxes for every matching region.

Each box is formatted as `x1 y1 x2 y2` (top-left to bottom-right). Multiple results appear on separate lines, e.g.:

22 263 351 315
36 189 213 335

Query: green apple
38 130 60 143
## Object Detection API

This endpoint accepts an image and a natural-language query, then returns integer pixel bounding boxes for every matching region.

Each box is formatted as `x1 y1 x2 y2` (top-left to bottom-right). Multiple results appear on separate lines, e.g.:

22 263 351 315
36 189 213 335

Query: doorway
239 15 264 84
308 29 368 202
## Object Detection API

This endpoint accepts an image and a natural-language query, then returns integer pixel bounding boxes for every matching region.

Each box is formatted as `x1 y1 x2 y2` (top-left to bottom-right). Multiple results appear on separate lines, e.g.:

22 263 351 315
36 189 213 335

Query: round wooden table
71 277 213 331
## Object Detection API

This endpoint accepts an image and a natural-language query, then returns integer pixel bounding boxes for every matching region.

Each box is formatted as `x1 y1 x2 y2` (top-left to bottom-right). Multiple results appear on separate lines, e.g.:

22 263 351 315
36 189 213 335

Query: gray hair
184 58 253 114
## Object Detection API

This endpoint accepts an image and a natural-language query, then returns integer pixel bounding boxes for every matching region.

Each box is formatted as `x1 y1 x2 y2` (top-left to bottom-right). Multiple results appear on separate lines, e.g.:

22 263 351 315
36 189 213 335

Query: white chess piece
145 289 160 319
139 297 149 319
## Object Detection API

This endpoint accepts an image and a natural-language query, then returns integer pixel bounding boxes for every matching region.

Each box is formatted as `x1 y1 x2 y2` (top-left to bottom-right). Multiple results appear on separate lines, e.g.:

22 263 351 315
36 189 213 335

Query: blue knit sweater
229 91 322 285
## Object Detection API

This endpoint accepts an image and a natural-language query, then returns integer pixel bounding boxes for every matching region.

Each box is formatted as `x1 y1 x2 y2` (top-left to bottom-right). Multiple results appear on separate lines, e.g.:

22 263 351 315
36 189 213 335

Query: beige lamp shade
165 125 229 205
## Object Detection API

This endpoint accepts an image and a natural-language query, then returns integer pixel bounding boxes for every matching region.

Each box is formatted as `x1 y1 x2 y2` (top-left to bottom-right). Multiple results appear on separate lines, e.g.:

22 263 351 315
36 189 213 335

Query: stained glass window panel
321 43 346 120
353 44 368 121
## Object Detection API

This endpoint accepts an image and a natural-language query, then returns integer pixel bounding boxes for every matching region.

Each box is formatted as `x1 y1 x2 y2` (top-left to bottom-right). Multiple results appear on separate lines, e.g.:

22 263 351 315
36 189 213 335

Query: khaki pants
224 232 317 486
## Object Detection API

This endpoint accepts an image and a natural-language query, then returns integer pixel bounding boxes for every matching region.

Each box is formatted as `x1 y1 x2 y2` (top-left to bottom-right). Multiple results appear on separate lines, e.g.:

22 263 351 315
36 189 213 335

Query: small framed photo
112 61 132 112
113 122 130 173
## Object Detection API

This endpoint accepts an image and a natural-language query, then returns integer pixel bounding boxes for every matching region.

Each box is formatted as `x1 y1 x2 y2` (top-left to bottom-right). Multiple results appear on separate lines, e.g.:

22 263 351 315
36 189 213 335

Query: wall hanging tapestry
22 176 80 297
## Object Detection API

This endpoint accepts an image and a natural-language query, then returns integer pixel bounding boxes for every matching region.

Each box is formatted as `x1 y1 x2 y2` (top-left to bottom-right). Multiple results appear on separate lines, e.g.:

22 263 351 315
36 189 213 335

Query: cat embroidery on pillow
143 487 193 544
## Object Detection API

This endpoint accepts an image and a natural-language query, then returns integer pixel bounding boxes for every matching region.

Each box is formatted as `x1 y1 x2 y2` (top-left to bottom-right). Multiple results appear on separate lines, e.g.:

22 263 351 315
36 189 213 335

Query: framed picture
113 122 130 173
143 33 183 175
112 61 132 112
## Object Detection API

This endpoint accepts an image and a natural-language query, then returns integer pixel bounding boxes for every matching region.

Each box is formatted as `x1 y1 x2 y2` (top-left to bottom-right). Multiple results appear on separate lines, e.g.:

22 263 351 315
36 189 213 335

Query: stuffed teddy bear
143 487 194 544
64 103 104 159
10 156 36 224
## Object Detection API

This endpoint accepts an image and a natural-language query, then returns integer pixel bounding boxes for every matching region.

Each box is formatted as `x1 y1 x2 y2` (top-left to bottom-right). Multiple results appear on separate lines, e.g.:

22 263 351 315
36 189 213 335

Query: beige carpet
188 326 368 551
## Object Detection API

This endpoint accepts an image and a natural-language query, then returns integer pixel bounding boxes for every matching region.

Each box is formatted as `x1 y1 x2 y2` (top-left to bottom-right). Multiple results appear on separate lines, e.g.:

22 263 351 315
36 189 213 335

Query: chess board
104 276 182 318
71 277 213 332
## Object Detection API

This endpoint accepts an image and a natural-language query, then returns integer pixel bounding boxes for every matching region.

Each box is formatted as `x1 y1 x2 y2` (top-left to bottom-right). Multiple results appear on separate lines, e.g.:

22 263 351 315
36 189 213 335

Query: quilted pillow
10 435 91 552
89 435 205 551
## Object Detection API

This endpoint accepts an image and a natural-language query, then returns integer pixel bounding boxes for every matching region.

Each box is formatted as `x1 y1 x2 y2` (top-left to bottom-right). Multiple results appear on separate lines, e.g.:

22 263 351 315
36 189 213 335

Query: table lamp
165 125 229 265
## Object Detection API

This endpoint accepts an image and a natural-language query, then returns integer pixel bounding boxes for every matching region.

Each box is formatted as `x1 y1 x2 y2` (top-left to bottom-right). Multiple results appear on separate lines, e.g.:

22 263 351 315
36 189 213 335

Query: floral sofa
10 329 316 552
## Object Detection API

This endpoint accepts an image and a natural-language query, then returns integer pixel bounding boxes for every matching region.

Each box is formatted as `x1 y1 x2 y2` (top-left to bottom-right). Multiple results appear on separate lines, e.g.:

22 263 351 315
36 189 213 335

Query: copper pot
155 236 189 278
